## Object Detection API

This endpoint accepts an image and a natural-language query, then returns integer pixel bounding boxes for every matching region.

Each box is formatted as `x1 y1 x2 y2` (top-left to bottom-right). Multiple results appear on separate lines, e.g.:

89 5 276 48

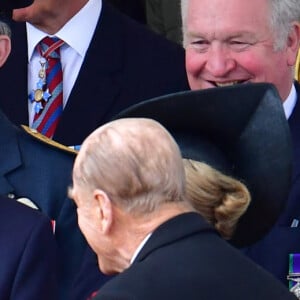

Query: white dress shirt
27 0 102 125
130 233 152 264
283 84 297 120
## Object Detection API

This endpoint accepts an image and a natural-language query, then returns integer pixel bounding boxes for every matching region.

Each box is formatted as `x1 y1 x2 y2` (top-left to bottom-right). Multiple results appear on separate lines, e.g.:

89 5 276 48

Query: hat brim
114 83 292 247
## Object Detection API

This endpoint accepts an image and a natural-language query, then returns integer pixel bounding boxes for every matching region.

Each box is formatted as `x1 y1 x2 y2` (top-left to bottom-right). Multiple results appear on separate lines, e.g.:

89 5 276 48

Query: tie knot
39 36 64 59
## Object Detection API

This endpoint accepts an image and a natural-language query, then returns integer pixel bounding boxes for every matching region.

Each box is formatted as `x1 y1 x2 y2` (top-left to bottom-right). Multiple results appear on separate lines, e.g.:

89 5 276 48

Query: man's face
184 0 297 100
70 176 120 275
69 180 100 254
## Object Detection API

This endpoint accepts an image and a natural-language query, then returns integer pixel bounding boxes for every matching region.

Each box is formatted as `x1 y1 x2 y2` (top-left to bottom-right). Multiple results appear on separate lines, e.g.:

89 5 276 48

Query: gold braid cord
21 125 78 154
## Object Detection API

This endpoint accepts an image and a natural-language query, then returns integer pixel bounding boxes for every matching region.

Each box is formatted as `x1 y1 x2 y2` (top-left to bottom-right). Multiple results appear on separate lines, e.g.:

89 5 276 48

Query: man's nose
205 45 236 77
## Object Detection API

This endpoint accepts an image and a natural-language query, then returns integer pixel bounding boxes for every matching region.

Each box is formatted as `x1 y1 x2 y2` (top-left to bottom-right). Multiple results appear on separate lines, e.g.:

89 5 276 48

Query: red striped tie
32 36 64 138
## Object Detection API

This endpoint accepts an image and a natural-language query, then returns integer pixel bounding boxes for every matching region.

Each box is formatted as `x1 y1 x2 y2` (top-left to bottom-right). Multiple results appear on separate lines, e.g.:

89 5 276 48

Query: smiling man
181 0 300 291
182 0 299 100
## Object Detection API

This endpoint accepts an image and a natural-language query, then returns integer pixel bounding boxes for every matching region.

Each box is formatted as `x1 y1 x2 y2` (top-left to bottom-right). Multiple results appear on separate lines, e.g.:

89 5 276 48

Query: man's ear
0 35 11 67
287 22 300 66
94 189 113 234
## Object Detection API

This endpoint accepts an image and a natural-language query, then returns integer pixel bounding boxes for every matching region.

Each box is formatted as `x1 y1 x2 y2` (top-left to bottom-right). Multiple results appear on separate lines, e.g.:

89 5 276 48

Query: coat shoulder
21 125 78 155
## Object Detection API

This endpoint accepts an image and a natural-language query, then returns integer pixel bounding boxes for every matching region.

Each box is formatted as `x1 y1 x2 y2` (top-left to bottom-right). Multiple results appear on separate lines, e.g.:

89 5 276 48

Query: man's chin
12 7 31 22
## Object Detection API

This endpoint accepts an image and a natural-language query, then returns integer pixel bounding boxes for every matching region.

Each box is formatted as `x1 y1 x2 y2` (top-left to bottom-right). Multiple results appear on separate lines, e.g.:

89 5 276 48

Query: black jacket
94 213 296 300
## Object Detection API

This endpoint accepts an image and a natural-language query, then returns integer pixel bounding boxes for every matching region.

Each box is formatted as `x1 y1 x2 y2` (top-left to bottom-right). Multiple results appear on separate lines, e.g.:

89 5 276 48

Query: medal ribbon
38 38 64 59
288 254 300 290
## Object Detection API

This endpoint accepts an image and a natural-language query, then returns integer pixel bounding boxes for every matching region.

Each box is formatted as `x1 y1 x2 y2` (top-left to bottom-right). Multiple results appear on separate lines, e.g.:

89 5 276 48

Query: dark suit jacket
107 0 146 23
93 213 296 300
243 82 300 286
0 1 189 146
0 110 86 299
0 196 58 300
70 246 114 300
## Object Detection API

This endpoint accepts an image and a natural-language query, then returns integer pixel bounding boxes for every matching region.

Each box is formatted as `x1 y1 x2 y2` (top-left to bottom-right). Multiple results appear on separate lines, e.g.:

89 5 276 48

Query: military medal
29 38 64 117
288 275 300 299
291 281 300 299
28 54 52 114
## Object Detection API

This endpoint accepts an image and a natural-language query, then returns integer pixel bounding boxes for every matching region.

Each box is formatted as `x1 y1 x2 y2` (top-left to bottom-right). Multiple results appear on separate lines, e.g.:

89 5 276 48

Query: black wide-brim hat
114 83 292 247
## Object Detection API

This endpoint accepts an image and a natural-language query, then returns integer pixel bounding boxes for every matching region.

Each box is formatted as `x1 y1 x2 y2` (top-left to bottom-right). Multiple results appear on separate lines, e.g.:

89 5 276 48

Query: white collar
130 233 152 264
27 0 102 61
283 84 297 120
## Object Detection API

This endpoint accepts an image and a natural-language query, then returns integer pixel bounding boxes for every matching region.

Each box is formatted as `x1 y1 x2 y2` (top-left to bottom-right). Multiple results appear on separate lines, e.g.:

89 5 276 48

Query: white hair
0 20 11 37
180 0 300 50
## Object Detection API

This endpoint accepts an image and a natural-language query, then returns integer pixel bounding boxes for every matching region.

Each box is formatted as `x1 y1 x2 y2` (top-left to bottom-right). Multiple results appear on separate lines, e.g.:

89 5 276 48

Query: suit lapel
135 213 215 262
289 82 300 178
277 82 300 223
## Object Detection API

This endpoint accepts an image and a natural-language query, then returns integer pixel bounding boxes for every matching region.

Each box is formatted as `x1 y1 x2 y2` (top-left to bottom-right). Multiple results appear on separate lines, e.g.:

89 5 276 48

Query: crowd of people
0 0 299 299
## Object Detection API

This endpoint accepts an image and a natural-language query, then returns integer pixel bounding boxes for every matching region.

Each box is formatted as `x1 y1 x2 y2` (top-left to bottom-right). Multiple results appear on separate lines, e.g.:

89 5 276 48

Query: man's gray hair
269 0 300 50
181 0 300 50
74 118 187 215
0 20 11 37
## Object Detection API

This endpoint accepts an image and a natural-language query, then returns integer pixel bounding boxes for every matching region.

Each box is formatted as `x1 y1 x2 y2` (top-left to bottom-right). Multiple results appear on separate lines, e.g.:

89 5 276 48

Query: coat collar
135 212 216 262
290 82 300 136
289 82 300 175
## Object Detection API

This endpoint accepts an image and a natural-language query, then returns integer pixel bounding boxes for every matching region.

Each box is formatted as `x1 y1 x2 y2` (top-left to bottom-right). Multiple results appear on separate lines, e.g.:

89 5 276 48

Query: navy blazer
0 196 58 300
243 82 300 286
107 0 146 23
0 1 189 146
92 213 296 300
0 110 86 299
70 246 113 300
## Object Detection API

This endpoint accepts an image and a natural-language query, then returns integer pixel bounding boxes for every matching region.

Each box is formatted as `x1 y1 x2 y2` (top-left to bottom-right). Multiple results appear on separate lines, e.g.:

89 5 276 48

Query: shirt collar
130 233 152 264
283 84 297 120
27 0 102 61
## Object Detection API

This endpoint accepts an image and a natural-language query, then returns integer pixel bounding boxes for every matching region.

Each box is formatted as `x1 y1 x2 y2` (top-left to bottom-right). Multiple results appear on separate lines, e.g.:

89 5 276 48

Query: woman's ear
0 35 11 67
94 189 113 234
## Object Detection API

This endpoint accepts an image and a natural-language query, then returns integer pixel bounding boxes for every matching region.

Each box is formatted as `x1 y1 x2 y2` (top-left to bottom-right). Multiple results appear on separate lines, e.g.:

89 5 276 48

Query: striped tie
32 36 64 138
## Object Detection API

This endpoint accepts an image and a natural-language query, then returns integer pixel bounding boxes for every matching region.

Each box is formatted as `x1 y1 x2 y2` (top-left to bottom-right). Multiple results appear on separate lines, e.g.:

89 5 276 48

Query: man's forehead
186 29 258 40
186 0 269 25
